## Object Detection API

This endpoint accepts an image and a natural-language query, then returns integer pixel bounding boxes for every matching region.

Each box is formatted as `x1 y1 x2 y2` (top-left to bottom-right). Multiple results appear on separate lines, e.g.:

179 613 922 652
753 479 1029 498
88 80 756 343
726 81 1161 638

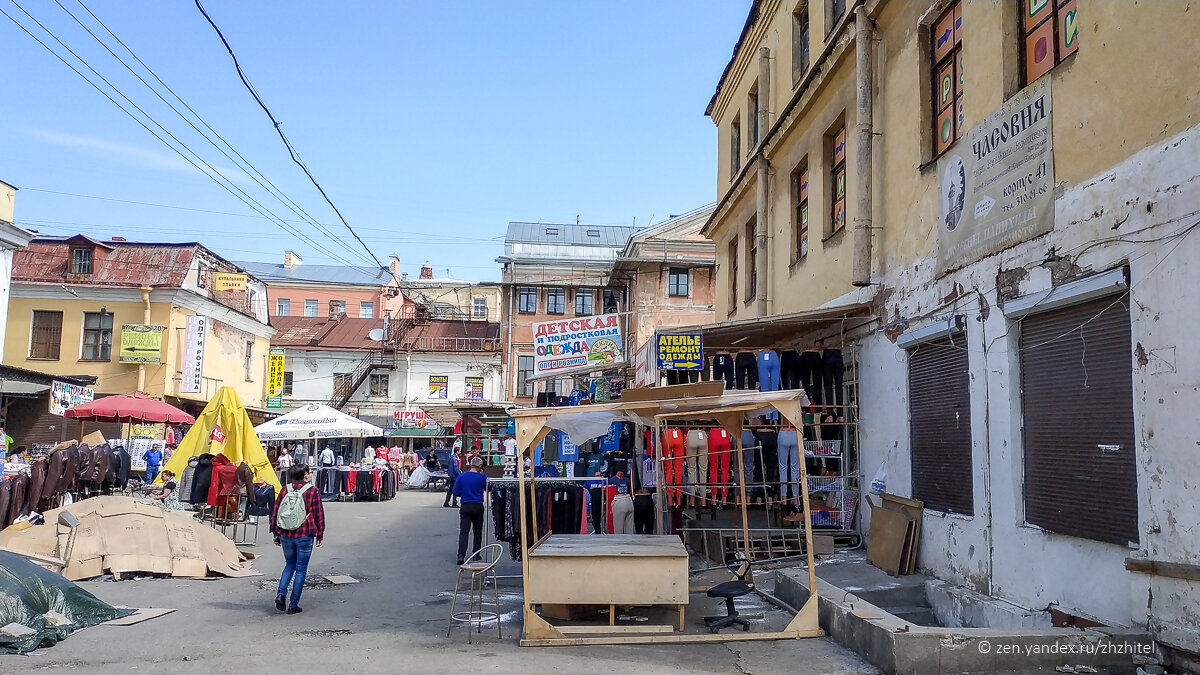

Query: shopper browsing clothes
271 465 326 615
452 457 488 565
443 451 461 508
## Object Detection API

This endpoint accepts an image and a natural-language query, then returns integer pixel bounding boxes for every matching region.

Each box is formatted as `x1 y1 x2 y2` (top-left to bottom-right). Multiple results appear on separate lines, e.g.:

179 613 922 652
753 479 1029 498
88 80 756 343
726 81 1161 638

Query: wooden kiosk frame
509 387 823 646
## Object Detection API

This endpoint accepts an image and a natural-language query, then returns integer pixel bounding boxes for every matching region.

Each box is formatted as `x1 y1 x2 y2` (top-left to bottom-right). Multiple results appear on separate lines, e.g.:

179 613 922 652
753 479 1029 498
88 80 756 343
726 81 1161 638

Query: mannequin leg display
708 429 731 504
778 430 801 505
685 430 707 507
780 350 802 389
663 429 685 507
823 348 846 423
740 429 757 505
757 351 781 421
756 429 779 504
798 350 825 411
735 352 758 390
711 354 735 391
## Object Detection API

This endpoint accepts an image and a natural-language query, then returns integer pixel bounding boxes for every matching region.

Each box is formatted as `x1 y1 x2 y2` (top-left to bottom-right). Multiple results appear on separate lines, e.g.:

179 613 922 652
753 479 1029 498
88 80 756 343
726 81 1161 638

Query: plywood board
619 382 723 402
867 508 910 576
324 575 359 585
526 552 688 605
528 534 687 559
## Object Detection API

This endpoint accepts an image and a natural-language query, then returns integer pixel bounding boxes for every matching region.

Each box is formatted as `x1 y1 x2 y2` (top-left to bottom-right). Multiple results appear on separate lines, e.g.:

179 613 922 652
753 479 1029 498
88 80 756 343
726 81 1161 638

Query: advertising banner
532 312 624 378
180 315 207 394
119 324 165 363
463 376 485 401
657 333 703 370
50 380 95 416
937 78 1054 274
213 273 248 292
130 424 157 439
393 411 435 429
266 347 285 409
428 375 448 399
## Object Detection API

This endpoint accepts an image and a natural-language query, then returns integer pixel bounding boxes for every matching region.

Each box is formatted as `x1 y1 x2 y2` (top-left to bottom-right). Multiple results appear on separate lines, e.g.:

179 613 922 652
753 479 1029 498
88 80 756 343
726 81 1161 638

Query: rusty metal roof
271 316 385 350
12 236 250 288
406 320 499 341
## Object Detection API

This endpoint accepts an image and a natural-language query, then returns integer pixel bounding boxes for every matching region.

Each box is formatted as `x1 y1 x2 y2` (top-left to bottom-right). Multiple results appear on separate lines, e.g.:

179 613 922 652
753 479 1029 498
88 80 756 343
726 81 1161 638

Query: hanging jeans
822 348 846 419
611 494 634 534
780 350 802 390
711 354 735 390
685 430 708 501
278 536 314 610
758 351 781 420
662 429 685 505
707 429 731 503
734 352 758 390
777 431 801 500
756 430 779 499
633 494 655 534
740 429 758 499
798 351 824 406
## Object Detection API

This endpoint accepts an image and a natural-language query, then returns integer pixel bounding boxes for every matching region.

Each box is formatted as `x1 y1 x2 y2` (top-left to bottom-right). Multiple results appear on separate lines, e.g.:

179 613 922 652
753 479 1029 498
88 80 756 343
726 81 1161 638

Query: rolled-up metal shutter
1019 294 1137 545
908 336 973 515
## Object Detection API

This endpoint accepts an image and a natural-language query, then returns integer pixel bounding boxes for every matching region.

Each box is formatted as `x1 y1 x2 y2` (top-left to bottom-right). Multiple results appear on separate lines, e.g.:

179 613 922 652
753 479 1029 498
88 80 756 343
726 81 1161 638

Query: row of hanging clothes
489 480 587 561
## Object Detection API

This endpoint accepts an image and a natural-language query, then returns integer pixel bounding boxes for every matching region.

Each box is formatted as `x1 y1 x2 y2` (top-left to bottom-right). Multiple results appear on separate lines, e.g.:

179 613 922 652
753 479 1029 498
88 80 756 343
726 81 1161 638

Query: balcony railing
398 336 500 353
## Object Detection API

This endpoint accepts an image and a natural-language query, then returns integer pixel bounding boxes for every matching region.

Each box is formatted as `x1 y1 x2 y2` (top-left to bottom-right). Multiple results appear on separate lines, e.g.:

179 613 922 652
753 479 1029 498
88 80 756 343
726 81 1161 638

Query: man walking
452 457 487 565
271 464 325 615
443 450 461 508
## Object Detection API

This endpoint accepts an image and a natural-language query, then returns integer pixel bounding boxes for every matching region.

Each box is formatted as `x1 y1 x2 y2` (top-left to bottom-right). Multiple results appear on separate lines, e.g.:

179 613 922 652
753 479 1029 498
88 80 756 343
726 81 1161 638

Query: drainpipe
137 286 152 393
755 46 771 315
851 6 875 287
504 276 514 400
404 352 412 412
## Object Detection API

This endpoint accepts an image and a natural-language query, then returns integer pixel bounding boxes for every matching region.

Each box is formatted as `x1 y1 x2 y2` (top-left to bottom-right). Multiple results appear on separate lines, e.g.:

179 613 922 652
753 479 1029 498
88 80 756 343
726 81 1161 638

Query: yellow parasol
160 387 281 490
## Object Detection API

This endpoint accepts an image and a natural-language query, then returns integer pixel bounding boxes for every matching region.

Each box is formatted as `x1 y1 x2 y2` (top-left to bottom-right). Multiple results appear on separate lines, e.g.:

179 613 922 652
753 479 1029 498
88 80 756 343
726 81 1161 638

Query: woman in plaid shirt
271 464 326 615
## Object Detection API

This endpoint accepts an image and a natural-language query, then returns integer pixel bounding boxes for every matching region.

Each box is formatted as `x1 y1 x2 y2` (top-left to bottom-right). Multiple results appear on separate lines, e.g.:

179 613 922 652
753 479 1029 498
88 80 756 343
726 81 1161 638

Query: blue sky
2 0 749 281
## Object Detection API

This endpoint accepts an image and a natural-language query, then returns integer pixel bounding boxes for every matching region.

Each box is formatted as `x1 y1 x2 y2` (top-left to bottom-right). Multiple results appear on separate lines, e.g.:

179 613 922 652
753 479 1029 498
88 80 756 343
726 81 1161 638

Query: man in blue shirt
143 443 164 484
452 457 488 565
442 451 461 508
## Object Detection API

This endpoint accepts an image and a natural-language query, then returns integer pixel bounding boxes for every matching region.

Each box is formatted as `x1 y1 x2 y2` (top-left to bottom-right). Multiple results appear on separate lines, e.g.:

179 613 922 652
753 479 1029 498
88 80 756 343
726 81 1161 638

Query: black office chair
704 556 754 633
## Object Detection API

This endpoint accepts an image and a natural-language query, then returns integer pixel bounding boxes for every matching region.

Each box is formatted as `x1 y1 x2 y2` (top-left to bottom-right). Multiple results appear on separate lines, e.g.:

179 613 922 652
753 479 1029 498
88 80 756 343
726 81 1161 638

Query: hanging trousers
756 430 779 498
780 350 802 390
822 348 846 418
707 429 731 503
685 430 708 501
777 431 801 500
662 429 685 505
711 354 735 390
798 350 824 406
734 352 759 390
740 429 758 499
633 494 656 534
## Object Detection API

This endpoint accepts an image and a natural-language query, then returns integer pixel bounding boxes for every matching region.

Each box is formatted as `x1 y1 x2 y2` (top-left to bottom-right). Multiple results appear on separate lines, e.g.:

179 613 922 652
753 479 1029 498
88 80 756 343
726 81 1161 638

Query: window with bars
830 127 847 236
473 297 488 318
546 288 566 315
70 248 93 275
1022 0 1078 85
517 356 535 397
932 2 964 157
276 299 290 316
792 3 810 81
81 311 113 361
574 288 594 316
794 165 810 261
30 310 63 359
518 287 537 314
746 219 758 301
668 268 689 297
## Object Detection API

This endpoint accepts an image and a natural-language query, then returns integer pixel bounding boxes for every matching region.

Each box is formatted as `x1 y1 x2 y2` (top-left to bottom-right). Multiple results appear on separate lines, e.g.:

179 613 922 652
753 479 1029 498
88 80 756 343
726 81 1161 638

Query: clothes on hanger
823 348 846 421
778 429 802 501
799 350 825 406
781 350 802 390
711 353 735 390
734 352 758 390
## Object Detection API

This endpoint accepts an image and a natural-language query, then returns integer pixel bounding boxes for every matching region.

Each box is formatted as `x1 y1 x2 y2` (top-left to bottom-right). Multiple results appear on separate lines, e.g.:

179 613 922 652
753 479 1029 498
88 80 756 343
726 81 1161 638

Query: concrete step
853 584 929 608
881 604 938 627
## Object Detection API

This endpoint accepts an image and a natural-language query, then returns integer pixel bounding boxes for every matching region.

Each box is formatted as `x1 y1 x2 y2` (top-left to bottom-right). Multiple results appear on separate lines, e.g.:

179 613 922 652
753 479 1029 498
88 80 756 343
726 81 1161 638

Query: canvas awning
659 302 875 352
254 403 385 441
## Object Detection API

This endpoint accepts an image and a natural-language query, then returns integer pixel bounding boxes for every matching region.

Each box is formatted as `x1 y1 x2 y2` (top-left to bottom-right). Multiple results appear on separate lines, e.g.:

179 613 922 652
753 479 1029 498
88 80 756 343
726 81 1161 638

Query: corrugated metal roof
271 316 384 350
13 240 197 287
504 222 638 247
237 261 391 287
406 320 499 341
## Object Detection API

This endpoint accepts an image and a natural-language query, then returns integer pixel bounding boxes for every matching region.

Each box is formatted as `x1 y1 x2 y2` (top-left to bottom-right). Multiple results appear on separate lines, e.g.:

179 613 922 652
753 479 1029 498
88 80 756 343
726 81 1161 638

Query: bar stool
447 543 503 643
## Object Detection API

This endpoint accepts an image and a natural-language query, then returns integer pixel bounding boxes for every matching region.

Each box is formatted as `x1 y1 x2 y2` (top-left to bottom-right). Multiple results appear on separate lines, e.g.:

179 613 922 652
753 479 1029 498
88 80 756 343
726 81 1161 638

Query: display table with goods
509 385 823 647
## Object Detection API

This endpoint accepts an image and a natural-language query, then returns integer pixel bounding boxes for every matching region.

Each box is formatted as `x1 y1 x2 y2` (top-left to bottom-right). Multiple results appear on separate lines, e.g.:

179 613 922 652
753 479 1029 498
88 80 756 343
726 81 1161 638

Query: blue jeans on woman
278 536 314 609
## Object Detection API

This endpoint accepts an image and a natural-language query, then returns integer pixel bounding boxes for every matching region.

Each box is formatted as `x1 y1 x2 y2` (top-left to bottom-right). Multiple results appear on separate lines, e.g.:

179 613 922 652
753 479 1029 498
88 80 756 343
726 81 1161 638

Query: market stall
508 385 823 646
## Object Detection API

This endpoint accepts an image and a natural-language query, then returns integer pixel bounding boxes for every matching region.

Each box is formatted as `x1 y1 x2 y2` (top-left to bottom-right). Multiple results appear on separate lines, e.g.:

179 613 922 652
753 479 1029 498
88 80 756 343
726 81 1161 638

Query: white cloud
25 128 253 184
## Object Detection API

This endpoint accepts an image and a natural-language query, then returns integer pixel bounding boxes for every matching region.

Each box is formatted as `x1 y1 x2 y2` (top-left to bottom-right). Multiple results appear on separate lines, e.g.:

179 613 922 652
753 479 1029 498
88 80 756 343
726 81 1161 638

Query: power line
193 0 386 270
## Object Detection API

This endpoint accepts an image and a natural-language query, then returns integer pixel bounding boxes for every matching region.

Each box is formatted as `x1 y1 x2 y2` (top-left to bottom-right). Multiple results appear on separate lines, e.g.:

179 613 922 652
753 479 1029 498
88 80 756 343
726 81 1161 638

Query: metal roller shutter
908 336 974 515
1019 294 1138 545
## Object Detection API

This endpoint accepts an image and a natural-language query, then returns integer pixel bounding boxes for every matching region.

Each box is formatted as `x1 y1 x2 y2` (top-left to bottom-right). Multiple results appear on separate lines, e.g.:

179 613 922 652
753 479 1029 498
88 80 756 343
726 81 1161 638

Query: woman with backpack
271 464 325 615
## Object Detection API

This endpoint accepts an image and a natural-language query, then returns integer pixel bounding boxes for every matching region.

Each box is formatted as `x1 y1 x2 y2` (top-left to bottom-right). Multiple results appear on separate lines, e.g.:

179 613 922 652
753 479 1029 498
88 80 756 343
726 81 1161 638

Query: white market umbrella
254 403 385 441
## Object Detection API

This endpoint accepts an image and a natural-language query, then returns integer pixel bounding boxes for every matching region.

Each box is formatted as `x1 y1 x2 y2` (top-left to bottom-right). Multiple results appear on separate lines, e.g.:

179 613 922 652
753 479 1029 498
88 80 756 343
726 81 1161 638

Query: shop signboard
656 333 703 370
50 380 95 416
266 347 285 409
213 273 247 292
937 78 1054 274
428 375 448 399
532 312 624 378
393 411 435 429
463 376 484 401
118 324 165 364
131 424 157 439
180 315 207 394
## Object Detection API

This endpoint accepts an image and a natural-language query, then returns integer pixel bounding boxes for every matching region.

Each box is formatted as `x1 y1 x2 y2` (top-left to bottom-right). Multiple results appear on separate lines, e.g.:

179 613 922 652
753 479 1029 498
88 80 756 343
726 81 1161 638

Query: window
793 4 810 81
728 238 739 308
331 300 346 316
794 166 810 260
730 115 741 176
668 268 690 297
30 310 63 359
574 288 594 316
81 311 113 361
1020 295 1136 545
473 297 488 319
747 84 760 149
243 340 254 380
360 302 374 319
1022 0 1078 85
745 219 758 301
830 127 847 235
304 299 318 317
546 288 566 315
828 0 846 26
602 289 620 314
70 247 93 275
932 2 964 157
518 287 537 314
908 336 974 515
283 371 294 396
369 373 389 397
517 356 535 397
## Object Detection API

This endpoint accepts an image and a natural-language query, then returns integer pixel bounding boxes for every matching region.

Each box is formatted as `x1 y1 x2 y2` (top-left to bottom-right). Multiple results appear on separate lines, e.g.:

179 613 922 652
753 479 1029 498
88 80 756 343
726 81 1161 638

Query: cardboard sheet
104 607 176 626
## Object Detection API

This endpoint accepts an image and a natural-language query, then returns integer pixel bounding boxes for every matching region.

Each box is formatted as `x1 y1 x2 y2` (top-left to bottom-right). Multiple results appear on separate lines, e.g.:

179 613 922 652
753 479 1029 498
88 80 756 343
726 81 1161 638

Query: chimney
328 300 343 321
419 261 433 280
400 272 409 282
389 255 400 277
284 250 303 268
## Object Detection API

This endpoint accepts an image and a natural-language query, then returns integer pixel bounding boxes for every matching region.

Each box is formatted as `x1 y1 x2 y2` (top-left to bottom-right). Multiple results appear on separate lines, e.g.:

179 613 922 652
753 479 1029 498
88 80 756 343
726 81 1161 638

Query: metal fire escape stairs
327 303 431 410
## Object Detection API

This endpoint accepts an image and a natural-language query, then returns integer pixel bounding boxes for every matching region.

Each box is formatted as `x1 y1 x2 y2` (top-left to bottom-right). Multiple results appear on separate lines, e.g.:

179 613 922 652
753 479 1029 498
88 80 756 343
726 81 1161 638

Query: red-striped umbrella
64 392 196 424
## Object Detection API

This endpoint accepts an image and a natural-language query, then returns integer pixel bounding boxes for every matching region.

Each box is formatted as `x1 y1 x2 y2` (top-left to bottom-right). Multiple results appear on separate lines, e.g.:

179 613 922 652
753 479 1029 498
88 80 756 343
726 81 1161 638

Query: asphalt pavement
1 488 878 674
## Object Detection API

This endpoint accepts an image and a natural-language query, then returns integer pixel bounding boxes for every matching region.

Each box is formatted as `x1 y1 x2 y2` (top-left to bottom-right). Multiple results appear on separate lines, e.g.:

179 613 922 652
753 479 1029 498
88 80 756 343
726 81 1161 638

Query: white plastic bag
869 464 887 495
407 464 430 489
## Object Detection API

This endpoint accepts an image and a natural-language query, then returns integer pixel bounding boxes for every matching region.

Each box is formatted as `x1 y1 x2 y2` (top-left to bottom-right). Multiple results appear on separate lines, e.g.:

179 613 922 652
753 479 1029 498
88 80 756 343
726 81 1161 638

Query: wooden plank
620 382 724 402
867 508 910 576
556 624 674 635
519 627 824 647
529 534 686 558
526 553 689 605
1125 558 1200 582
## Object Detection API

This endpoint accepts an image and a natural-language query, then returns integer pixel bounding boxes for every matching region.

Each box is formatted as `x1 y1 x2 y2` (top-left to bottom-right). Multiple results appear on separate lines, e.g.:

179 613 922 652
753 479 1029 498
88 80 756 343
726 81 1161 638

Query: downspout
505 275 514 400
137 286 152 393
755 46 771 314
404 352 412 412
851 5 875 287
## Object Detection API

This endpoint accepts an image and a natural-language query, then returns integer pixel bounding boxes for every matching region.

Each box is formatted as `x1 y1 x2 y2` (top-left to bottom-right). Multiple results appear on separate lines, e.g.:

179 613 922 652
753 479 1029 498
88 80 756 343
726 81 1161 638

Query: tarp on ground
0 551 132 653
0 496 258 582
254 403 385 441
162 386 280 490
